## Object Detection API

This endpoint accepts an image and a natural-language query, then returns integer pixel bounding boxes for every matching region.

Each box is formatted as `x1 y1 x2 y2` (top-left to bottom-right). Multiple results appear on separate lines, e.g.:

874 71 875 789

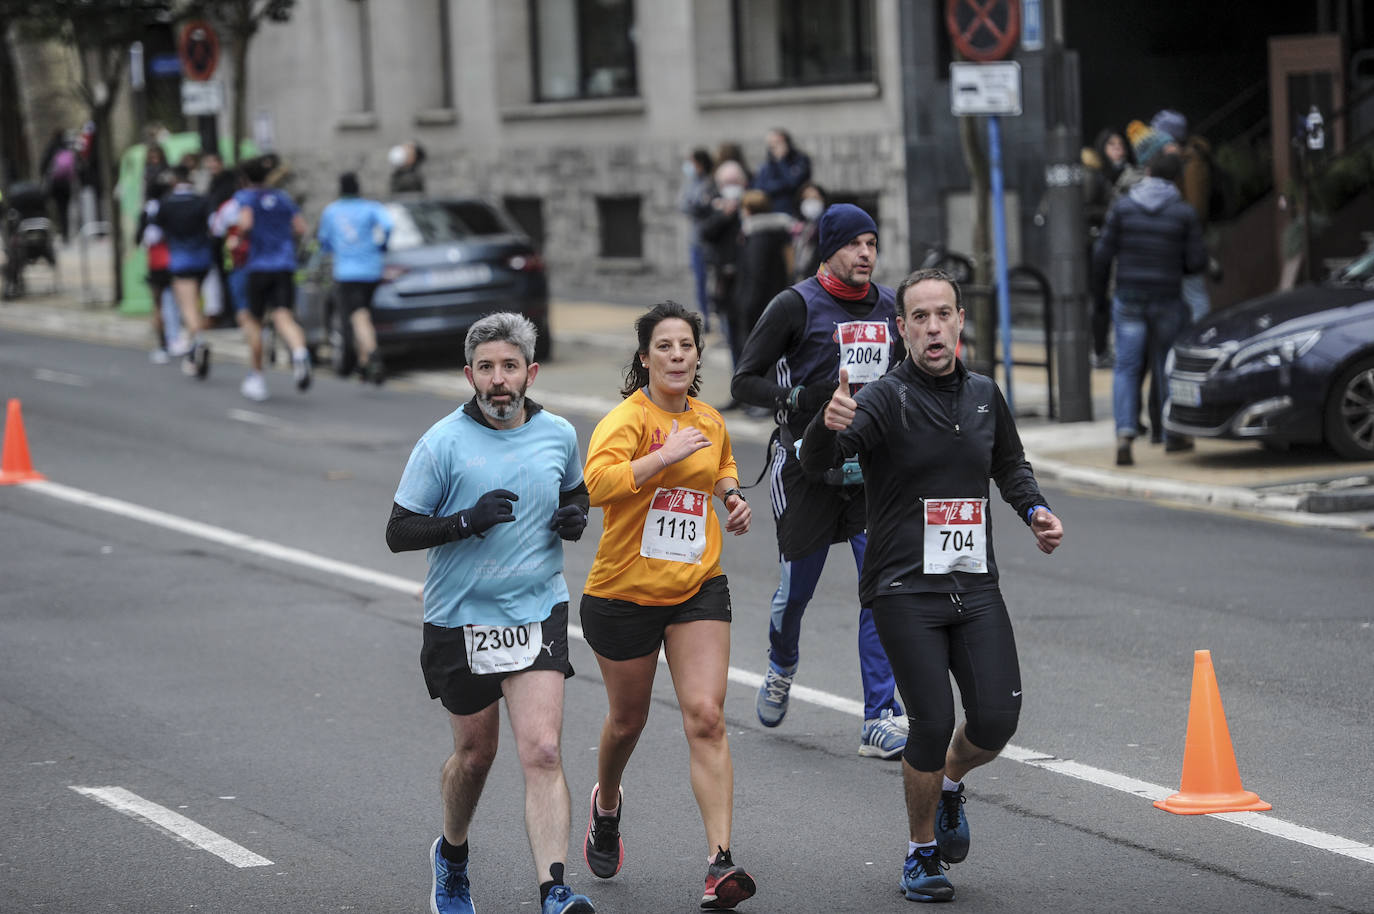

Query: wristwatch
722 487 746 503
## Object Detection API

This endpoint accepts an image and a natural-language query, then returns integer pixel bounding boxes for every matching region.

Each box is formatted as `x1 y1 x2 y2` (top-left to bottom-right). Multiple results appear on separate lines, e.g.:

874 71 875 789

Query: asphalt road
2 331 1372 913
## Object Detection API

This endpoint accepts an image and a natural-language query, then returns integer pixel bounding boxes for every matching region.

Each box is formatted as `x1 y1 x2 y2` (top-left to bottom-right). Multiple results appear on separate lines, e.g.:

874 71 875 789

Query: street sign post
180 80 223 117
178 21 220 81
950 61 1022 116
946 0 1020 62
949 61 1022 411
178 20 221 154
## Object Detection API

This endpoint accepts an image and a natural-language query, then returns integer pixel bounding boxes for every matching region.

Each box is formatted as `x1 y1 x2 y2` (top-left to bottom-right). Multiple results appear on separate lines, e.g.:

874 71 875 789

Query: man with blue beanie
731 203 908 758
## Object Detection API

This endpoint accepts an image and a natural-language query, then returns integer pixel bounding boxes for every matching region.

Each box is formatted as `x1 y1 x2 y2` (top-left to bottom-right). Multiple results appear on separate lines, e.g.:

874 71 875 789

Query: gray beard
476 390 525 422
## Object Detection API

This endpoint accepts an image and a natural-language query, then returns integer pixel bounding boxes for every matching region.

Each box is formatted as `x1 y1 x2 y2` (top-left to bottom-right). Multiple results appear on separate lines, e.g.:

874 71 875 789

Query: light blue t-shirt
317 197 394 282
394 404 583 629
237 187 299 273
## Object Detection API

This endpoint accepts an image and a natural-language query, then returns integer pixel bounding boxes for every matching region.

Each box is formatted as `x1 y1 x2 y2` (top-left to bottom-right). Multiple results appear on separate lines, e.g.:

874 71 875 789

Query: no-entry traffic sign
946 0 1021 62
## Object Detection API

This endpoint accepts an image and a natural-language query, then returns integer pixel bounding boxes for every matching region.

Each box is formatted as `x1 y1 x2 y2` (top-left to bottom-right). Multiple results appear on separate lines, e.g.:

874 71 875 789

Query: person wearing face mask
730 203 910 760
678 148 717 333
799 269 1064 904
700 160 749 386
791 183 828 283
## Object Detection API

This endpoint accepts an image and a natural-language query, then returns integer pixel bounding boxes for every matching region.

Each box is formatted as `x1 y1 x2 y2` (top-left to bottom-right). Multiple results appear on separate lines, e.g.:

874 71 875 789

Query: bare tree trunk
959 116 994 373
0 21 33 181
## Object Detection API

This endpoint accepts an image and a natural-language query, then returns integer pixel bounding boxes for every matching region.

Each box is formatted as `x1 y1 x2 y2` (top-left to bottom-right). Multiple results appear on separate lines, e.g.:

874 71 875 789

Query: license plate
1168 378 1202 407
425 264 492 288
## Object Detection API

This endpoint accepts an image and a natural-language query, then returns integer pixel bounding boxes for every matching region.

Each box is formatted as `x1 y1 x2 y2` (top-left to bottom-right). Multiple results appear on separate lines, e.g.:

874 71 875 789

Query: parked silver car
297 197 550 374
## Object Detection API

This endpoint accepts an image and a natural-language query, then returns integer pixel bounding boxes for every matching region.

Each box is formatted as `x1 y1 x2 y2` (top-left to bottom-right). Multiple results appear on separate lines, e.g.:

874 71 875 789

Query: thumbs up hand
824 367 858 431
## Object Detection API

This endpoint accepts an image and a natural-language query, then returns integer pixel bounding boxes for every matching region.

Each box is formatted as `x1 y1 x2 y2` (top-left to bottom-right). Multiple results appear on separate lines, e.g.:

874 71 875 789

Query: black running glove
548 504 588 542
454 489 518 539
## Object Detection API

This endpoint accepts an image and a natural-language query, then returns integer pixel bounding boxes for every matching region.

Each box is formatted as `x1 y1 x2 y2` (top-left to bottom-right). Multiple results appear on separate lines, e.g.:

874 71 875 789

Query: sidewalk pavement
3 249 1371 531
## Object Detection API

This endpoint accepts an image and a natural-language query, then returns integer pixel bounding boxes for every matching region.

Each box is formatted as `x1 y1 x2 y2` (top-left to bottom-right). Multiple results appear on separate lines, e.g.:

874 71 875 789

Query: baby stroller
3 181 58 299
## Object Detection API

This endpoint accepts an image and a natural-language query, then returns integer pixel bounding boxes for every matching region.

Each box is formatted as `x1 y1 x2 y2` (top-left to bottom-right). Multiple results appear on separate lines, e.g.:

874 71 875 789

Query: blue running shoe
901 846 954 902
935 783 970 863
430 837 475 914
859 709 907 759
755 659 796 727
541 884 595 914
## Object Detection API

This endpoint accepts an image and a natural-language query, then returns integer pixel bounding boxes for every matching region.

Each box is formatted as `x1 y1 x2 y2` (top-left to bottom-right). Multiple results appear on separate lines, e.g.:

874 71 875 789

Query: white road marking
19 479 1374 867
70 786 272 868
227 408 286 427
33 368 90 387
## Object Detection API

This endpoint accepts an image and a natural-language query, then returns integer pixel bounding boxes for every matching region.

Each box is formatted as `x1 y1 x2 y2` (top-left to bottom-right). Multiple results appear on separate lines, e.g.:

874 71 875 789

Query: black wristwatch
722 487 746 503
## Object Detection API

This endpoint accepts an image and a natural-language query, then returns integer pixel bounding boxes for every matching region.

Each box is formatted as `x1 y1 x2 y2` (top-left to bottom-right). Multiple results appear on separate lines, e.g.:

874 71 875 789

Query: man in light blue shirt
386 313 596 914
317 173 393 384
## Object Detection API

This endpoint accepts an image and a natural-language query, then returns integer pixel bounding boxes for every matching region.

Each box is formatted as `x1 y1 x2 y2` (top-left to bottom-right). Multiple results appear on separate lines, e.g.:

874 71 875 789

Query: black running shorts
420 602 574 717
246 270 295 320
336 280 380 315
579 575 732 661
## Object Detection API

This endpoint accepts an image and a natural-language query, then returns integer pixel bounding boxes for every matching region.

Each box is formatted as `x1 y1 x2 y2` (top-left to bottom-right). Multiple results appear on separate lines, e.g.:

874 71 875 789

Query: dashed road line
70 786 272 868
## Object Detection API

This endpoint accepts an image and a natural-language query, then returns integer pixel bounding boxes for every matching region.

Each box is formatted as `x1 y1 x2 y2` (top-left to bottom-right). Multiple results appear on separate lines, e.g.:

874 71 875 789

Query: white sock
909 840 937 857
595 800 619 818
292 346 309 362
942 776 961 792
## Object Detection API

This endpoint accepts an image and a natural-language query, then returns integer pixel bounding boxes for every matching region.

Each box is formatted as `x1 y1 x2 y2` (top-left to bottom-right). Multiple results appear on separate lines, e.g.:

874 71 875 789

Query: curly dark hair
619 301 704 399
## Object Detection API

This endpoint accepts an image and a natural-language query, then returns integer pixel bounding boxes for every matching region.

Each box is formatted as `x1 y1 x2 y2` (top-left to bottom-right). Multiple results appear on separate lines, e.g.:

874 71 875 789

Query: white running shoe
149 348 170 365
167 333 193 358
240 372 269 402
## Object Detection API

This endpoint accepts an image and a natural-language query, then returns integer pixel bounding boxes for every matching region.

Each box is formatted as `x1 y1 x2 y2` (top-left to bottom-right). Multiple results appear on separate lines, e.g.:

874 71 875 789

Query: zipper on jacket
952 379 963 437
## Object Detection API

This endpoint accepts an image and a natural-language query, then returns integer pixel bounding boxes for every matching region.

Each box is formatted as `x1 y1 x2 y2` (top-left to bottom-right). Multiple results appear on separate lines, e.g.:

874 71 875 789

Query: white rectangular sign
181 79 223 116
950 62 1023 117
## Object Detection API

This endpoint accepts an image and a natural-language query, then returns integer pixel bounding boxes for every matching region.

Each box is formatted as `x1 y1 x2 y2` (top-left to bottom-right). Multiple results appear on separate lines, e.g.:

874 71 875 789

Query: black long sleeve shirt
799 358 1047 603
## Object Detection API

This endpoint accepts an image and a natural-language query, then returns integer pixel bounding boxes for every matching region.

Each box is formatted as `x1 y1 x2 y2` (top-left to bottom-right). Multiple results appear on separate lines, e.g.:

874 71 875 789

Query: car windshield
386 201 514 251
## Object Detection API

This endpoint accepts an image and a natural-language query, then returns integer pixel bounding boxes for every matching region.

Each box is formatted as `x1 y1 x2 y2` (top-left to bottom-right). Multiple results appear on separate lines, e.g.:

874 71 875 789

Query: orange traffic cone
0 398 46 485
1154 649 1271 815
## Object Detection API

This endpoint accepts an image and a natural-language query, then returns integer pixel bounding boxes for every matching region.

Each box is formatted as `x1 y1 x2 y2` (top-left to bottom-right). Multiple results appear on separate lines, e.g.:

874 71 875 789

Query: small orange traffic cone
0 398 46 485
1154 649 1271 815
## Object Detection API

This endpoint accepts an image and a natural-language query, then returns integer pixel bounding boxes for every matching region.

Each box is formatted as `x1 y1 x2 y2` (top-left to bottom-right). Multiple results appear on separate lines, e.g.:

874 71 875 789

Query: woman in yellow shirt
578 301 756 910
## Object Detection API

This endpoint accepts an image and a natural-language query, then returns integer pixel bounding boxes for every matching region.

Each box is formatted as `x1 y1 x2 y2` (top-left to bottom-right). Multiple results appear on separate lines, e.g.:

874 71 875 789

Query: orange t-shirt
583 389 739 606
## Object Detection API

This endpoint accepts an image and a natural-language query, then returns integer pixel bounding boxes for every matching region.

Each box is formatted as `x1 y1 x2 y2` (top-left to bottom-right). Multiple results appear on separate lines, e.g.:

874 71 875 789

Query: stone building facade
241 0 913 302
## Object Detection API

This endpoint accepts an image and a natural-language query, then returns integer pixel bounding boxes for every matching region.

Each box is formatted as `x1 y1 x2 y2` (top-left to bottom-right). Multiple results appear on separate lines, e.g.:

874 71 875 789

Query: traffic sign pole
988 116 1014 412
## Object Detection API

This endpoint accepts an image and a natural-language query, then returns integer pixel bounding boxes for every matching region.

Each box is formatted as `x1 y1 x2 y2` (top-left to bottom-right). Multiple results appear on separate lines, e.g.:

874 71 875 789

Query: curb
1029 453 1374 531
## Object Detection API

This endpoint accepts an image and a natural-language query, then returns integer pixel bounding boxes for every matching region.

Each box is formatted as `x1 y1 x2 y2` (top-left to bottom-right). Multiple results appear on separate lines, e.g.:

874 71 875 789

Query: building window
733 0 874 90
597 195 642 258
503 196 546 250
532 0 637 101
437 0 454 109
345 0 374 112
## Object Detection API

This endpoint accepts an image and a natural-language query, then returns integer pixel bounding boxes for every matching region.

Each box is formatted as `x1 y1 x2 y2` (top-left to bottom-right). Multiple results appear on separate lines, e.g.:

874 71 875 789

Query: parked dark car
297 197 550 373
1163 248 1374 460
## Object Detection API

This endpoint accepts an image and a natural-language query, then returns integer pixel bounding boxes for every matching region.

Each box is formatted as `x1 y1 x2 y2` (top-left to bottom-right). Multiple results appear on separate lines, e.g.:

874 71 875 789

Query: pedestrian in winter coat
733 189 794 379
753 129 812 216
1092 149 1205 466
678 147 716 332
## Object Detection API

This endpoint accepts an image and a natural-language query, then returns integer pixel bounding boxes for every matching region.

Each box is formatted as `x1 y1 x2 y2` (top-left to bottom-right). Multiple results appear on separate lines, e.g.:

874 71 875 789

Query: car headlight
1227 329 1321 370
